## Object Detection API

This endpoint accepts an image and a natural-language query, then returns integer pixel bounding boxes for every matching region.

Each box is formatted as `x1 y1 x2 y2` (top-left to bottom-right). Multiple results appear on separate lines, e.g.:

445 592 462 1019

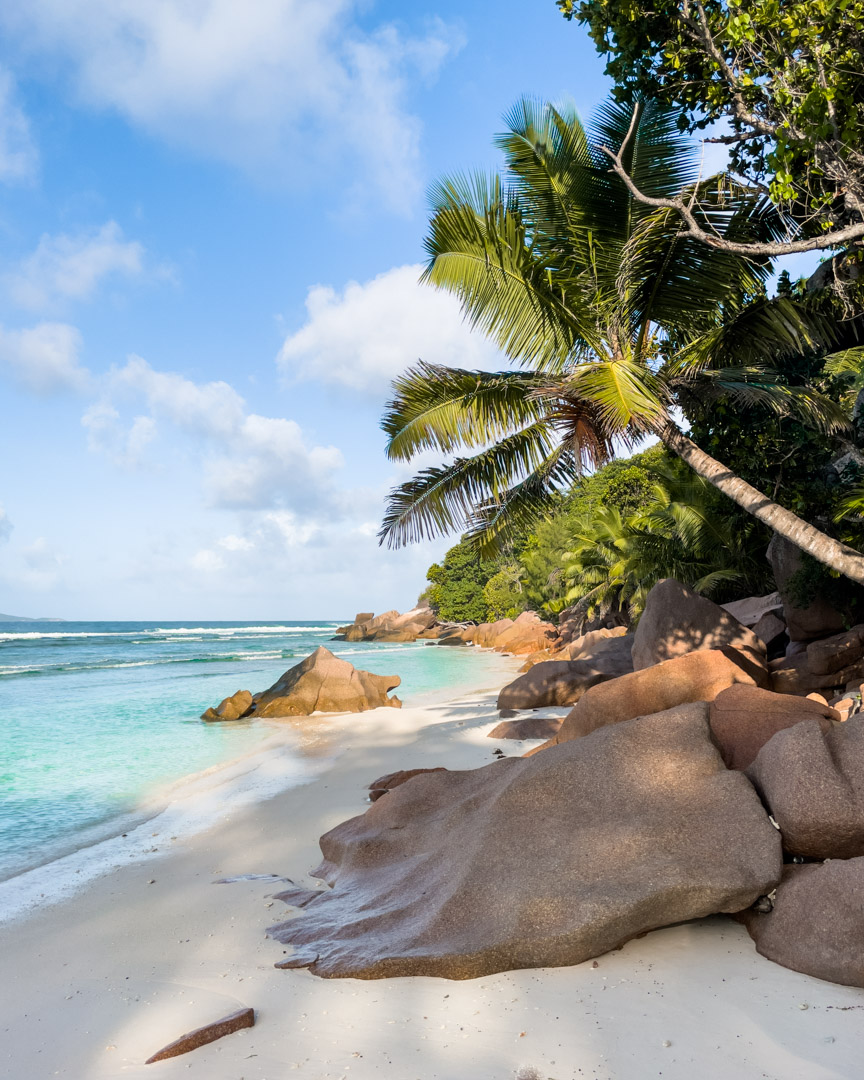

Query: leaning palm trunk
657 421 864 585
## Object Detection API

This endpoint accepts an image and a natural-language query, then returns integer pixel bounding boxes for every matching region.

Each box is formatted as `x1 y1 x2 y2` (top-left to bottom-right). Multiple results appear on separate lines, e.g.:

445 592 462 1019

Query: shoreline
3 672 863 1079
0 651 521 923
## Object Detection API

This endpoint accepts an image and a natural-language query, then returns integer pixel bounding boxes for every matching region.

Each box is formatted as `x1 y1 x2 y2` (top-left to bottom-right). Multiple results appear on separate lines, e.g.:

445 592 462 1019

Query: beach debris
201 689 253 722
145 1007 254 1063
212 874 289 884
247 646 401 718
739 860 864 988
267 703 780 979
368 768 447 802
746 715 864 859
487 716 563 742
708 684 839 771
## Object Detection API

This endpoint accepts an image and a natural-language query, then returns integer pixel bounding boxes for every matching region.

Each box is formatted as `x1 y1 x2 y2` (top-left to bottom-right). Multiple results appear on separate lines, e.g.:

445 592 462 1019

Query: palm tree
379 98 864 583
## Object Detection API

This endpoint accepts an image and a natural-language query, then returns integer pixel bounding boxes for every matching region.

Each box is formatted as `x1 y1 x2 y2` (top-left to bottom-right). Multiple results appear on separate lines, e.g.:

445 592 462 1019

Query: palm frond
681 366 850 433
668 297 841 374
378 421 559 548
382 363 548 461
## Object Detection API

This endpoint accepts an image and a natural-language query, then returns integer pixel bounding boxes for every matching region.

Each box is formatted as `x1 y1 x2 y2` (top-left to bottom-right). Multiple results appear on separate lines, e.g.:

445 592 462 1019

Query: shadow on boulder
268 703 780 979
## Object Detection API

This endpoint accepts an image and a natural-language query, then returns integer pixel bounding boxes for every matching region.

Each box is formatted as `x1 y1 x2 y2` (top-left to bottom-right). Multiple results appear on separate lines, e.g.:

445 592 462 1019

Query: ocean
0 620 515 900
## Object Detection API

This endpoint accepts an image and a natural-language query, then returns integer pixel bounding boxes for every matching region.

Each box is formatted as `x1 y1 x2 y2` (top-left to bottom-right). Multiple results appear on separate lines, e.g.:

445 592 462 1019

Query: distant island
0 612 65 622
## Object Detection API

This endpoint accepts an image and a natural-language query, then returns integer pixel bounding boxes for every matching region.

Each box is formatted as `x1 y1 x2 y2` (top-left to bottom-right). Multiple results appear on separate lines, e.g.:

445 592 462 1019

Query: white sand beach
2 687 863 1080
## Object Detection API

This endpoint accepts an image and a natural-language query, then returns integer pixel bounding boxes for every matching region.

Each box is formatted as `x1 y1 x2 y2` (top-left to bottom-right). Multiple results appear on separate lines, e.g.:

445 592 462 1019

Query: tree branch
601 110 864 258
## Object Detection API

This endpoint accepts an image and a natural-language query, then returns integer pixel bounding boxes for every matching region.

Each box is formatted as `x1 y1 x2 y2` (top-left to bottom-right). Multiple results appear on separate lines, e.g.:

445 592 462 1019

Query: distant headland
0 612 66 622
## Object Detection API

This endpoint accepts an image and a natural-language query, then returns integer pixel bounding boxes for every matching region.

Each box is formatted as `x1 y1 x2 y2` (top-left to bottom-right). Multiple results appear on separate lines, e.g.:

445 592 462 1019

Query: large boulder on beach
497 635 634 711
708 684 839 770
564 625 628 659
548 647 768 747
740 861 864 988
768 650 864 694
390 607 437 633
267 703 781 979
368 768 448 802
632 579 764 670
767 534 847 641
471 619 513 647
487 715 563 741
806 623 864 675
250 647 401 718
201 689 253 722
491 611 556 655
369 628 417 643
721 592 783 628
746 716 864 859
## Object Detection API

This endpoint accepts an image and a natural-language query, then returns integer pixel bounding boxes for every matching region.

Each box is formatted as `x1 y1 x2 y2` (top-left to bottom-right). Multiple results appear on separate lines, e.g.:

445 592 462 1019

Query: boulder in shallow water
746 715 864 859
740 861 864 988
267 702 781 979
201 689 253 722
251 646 401 717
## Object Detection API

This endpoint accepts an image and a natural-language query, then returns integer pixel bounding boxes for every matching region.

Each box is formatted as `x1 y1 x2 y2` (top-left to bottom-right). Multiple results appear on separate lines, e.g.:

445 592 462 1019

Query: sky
0 1 816 620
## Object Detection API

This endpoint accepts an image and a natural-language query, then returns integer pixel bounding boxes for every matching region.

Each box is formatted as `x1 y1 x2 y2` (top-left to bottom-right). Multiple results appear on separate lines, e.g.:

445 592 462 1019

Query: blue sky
0 1 814 620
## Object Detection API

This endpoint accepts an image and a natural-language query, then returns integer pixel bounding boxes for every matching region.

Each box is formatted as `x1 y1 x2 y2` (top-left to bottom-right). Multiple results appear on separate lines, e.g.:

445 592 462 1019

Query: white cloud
205 414 343 510
189 548 225 573
2 2 462 212
92 356 343 512
0 66 37 183
278 264 506 395
190 510 320 575
0 321 89 393
7 221 145 311
110 354 248 438
81 402 156 464
0 504 12 543
217 534 253 552
19 536 64 589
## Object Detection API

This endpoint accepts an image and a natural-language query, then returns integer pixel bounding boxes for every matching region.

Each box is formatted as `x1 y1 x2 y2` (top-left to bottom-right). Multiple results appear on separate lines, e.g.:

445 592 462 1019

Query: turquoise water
0 620 515 882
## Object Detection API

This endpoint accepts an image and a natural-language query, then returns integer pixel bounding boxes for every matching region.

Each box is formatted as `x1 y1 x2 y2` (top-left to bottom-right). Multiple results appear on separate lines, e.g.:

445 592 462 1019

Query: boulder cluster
201 646 401 721
333 607 560 655
269 577 864 989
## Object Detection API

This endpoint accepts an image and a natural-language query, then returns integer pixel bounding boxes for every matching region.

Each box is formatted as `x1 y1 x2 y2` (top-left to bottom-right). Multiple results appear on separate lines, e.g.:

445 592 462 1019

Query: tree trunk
657 420 864 586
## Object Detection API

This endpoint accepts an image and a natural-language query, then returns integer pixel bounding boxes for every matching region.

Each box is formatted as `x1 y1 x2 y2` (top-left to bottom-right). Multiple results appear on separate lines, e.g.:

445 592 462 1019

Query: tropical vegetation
379 96 864 587
557 0 864 268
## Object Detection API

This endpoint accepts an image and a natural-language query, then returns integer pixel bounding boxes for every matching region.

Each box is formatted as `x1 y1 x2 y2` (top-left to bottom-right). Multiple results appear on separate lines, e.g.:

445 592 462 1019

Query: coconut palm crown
379 98 864 583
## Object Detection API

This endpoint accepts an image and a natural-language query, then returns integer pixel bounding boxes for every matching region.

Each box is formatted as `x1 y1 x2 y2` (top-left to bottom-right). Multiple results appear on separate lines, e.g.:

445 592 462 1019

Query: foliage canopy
557 0 864 259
